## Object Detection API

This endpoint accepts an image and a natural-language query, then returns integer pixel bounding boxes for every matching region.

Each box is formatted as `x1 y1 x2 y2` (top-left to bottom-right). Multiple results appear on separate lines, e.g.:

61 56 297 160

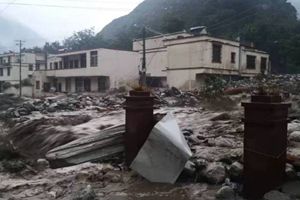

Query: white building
0 52 46 92
33 48 139 96
133 30 270 90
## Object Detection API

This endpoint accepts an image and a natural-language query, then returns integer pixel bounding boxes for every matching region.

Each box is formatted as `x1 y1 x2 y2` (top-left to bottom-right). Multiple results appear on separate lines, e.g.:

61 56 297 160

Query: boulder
203 162 226 184
72 185 96 200
211 113 231 121
286 163 297 180
281 181 300 198
264 190 291 200
216 186 235 199
228 162 243 180
289 131 300 142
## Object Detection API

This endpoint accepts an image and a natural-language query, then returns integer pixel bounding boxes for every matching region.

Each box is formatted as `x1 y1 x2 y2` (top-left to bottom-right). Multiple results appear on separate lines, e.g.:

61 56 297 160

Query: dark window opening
50 63 53 70
212 43 222 63
74 60 79 68
7 68 10 76
246 55 256 69
231 52 236 64
90 51 98 67
80 54 87 68
0 68 4 76
54 62 58 70
36 81 40 90
261 57 267 73
36 64 40 71
29 64 33 71
59 61 63 69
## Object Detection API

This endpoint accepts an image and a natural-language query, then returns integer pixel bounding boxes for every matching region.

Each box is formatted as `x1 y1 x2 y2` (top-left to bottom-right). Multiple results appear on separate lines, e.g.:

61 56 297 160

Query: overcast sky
0 0 299 43
0 0 144 42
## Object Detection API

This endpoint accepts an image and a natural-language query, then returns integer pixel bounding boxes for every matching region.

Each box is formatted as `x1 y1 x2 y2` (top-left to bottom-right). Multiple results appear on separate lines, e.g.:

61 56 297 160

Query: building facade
0 52 46 92
133 31 270 90
33 48 139 96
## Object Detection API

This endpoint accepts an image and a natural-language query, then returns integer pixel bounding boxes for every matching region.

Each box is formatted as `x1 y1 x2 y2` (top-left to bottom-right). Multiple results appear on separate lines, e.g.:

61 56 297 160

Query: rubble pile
153 87 201 107
1 93 125 119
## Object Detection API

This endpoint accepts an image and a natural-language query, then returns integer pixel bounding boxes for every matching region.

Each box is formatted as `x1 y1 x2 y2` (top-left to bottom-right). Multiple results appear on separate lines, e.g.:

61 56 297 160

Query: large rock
281 181 300 198
216 186 235 199
210 113 231 121
289 131 300 142
264 190 291 200
203 162 226 184
228 162 243 180
286 163 297 180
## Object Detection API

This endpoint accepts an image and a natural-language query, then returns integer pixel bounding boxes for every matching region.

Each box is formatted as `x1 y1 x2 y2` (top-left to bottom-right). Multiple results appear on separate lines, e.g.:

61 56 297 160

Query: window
231 52 236 64
59 61 63 69
0 58 3 64
81 54 87 68
261 57 267 73
29 64 33 71
69 60 74 68
246 55 256 69
90 51 98 67
0 68 3 76
36 81 40 90
50 63 53 70
36 64 40 71
54 62 58 70
7 68 10 76
212 43 222 63
74 60 79 68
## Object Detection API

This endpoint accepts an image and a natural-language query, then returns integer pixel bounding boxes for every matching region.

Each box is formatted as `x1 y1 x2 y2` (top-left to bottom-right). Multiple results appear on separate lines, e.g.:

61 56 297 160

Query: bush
2 82 12 90
22 78 33 86
203 76 227 98
2 159 26 173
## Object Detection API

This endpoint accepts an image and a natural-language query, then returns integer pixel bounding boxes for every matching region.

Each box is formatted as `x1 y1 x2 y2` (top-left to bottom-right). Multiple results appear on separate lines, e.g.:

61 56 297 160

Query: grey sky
0 0 144 42
0 0 299 43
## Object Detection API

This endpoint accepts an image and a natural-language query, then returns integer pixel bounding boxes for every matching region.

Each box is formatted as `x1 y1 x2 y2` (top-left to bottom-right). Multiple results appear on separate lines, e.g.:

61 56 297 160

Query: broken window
90 51 98 67
231 52 236 64
246 55 256 69
261 57 267 73
7 68 10 76
212 43 222 63
36 81 40 90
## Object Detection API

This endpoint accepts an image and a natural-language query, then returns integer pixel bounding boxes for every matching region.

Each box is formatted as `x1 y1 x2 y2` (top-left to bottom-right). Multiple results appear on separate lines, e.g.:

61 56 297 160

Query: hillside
0 17 45 52
99 0 300 73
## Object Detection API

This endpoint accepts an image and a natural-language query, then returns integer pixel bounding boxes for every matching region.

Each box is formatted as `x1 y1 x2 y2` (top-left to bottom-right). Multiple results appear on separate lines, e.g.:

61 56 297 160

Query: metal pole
141 26 146 87
16 40 23 97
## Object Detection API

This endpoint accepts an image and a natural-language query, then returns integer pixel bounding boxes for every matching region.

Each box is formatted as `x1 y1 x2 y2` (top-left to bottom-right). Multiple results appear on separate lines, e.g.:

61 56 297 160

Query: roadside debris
130 113 192 184
46 124 125 168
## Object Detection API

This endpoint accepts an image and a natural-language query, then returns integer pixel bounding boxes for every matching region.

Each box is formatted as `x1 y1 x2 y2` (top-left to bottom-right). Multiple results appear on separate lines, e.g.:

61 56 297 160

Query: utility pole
140 26 147 87
16 40 25 97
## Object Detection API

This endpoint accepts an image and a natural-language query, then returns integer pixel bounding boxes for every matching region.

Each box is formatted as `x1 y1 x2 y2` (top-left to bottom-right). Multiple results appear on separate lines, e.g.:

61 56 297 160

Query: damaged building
0 52 46 95
33 48 139 96
133 27 270 90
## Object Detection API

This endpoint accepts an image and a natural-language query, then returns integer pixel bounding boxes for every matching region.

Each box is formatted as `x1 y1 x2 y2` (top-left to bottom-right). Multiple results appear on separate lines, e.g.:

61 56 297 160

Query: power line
208 5 259 30
209 12 258 32
0 2 130 11
0 0 17 16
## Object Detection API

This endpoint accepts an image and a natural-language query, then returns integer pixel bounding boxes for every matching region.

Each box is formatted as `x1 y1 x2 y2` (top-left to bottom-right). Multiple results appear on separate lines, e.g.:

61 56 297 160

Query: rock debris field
0 75 300 200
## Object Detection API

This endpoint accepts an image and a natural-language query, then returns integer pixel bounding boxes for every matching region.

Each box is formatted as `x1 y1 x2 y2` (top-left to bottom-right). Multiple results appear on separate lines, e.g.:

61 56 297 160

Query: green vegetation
27 0 300 73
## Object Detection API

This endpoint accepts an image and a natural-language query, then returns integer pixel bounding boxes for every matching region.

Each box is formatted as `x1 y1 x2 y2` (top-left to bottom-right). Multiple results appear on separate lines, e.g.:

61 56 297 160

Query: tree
63 28 108 51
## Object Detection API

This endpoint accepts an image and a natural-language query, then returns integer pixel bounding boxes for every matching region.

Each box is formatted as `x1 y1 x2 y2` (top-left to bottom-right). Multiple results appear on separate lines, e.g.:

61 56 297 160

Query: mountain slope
99 0 300 72
0 17 45 52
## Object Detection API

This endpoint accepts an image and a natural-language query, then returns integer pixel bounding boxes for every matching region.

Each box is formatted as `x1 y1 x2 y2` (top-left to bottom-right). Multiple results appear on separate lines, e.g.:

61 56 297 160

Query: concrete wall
37 48 139 93
164 36 270 89
4 86 33 97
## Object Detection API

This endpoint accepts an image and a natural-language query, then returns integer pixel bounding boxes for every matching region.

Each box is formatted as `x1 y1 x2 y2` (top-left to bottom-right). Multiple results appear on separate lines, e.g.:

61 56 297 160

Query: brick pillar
242 95 290 198
124 90 154 165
